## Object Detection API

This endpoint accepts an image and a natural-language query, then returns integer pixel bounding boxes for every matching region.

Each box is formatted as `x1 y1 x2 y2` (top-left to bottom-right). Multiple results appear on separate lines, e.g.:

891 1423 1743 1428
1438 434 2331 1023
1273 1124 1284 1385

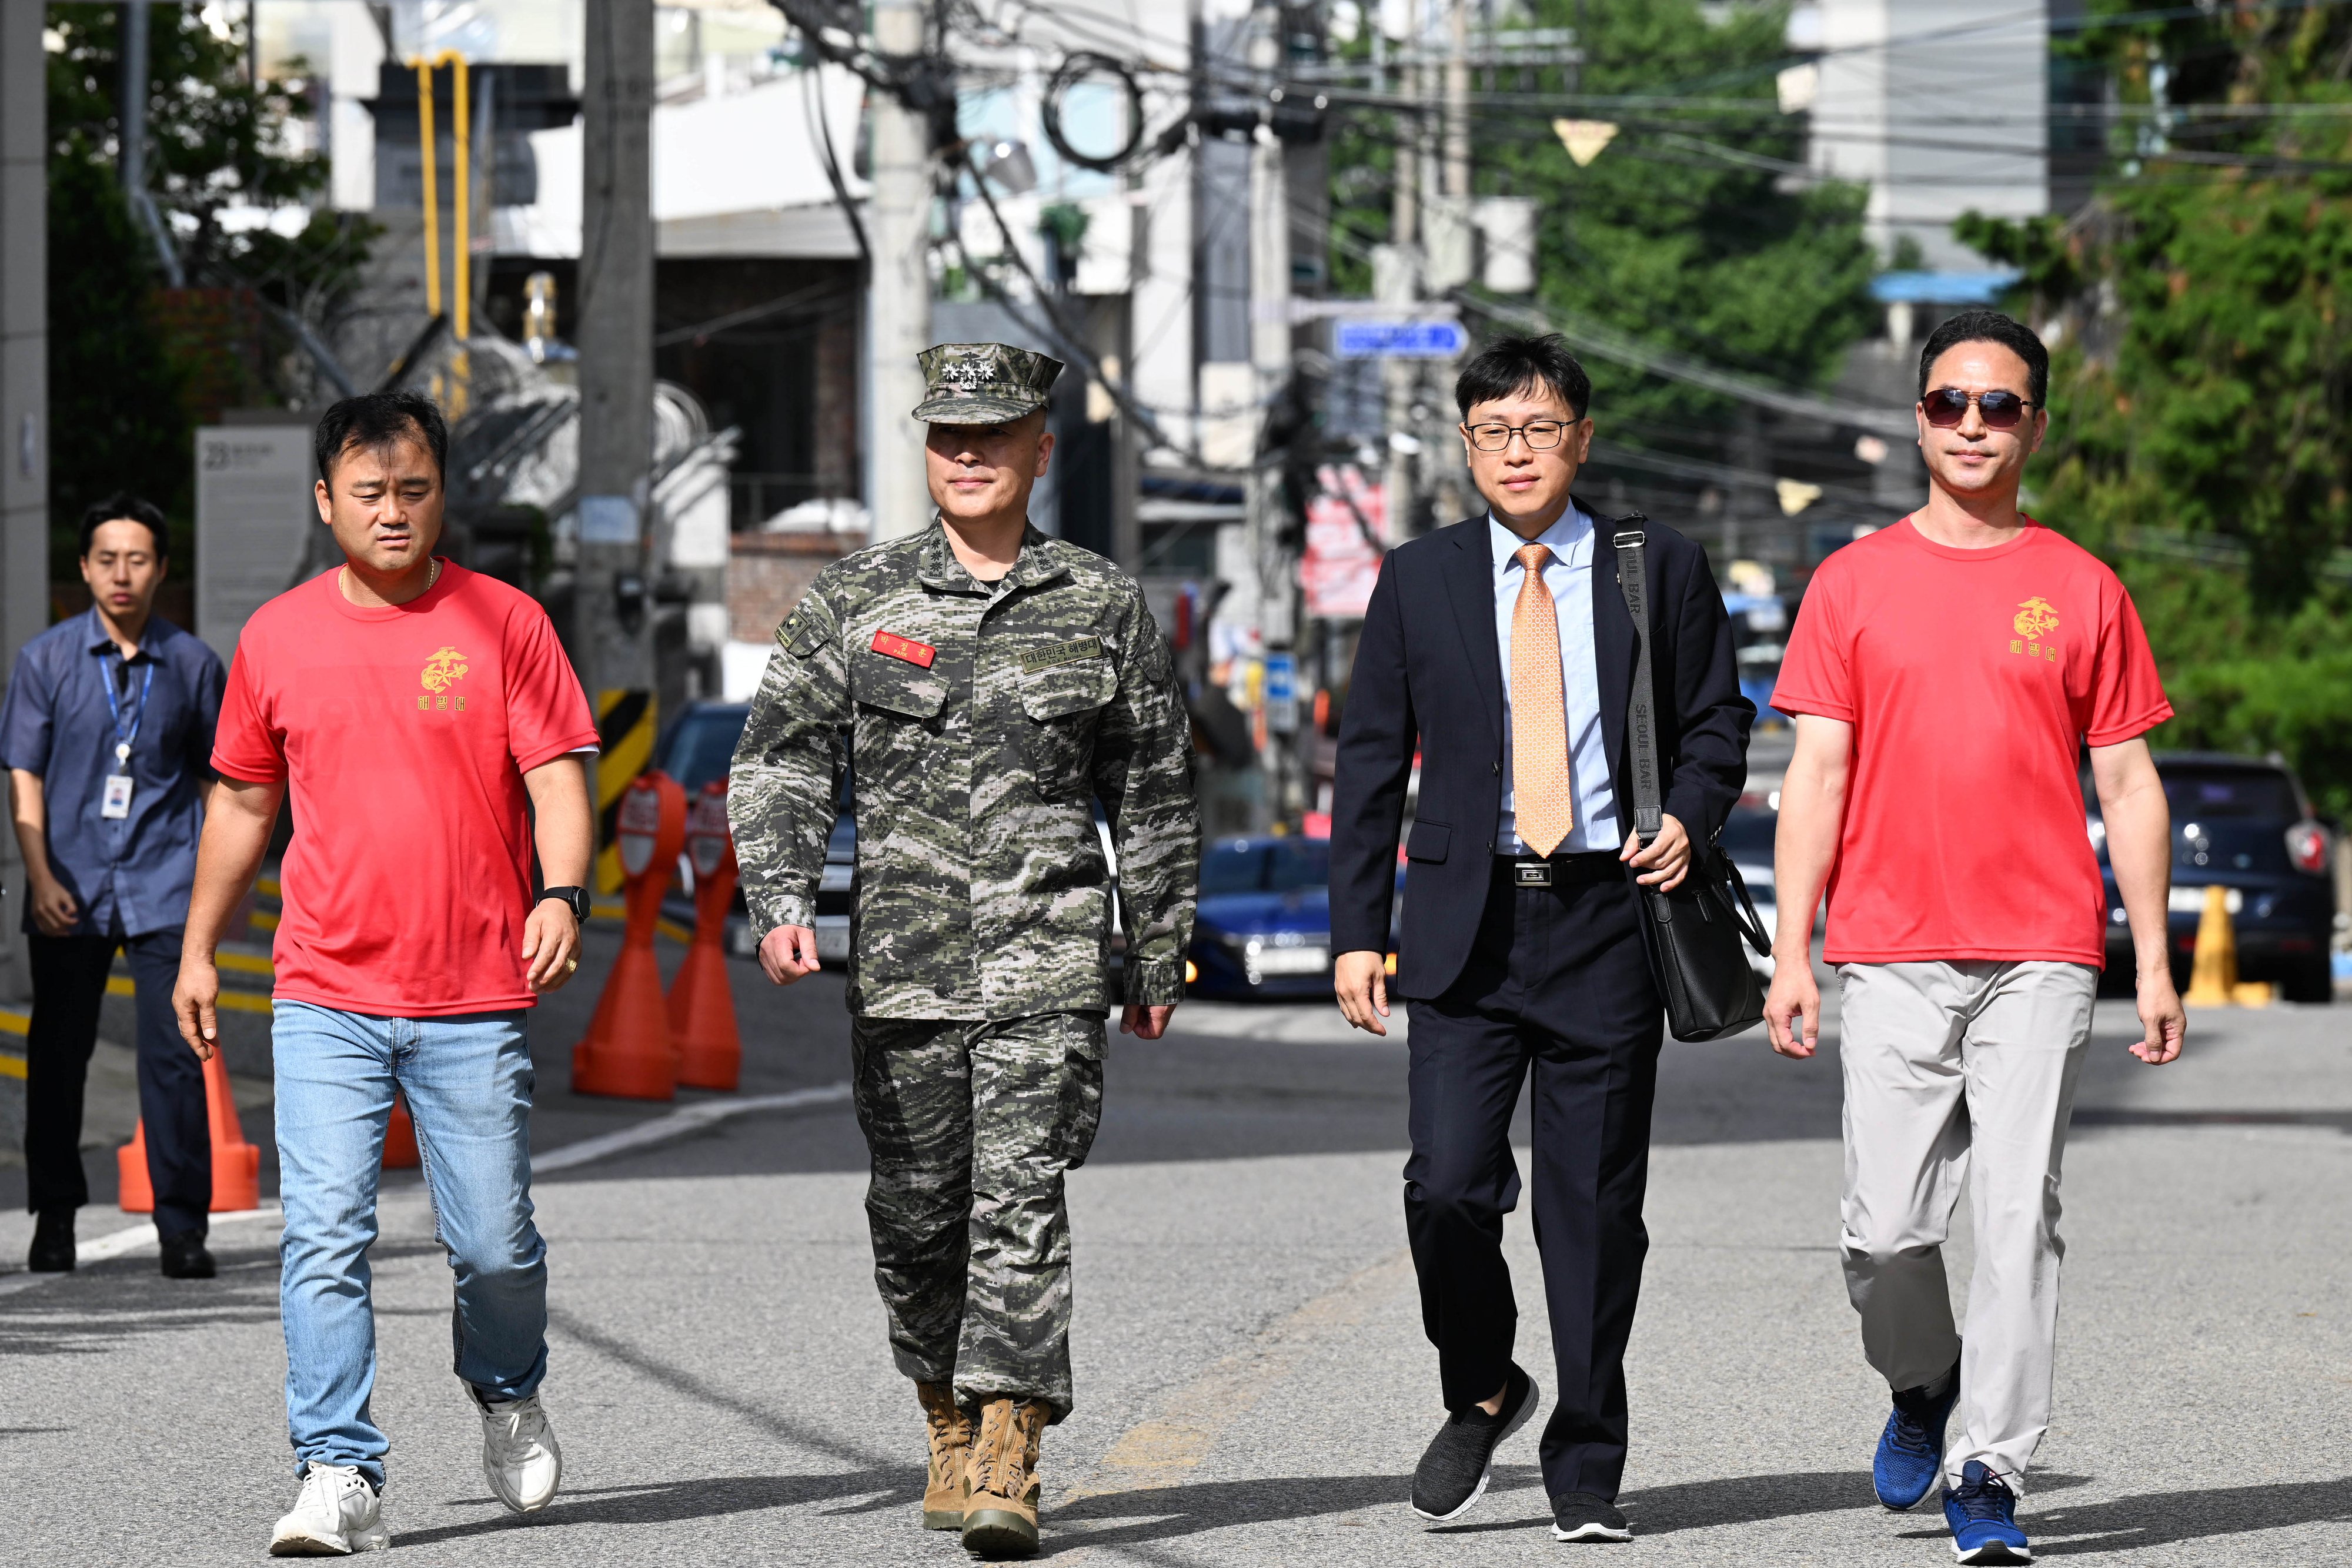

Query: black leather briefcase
1609 520 1772 1042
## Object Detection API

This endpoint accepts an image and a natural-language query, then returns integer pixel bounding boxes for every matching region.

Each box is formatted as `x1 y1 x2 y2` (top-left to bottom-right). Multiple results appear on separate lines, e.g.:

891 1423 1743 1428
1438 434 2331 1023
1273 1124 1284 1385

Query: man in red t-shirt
170 392 598 1556
1766 311 2184 1566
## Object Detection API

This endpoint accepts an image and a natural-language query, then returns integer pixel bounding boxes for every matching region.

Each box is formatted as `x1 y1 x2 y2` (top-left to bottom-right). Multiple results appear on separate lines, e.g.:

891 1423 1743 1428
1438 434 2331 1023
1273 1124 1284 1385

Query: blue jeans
273 1002 548 1486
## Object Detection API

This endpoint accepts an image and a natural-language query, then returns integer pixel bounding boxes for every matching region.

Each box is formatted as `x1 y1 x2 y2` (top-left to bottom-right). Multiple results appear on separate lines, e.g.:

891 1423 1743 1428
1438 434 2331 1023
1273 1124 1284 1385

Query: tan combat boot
916 1382 971 1530
960 1397 1049 1557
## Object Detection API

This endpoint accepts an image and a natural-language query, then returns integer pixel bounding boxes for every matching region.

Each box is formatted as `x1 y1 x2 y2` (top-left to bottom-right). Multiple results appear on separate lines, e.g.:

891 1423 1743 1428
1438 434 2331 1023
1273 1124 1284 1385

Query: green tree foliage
44 5 372 571
1957 4 2352 815
1328 0 1879 445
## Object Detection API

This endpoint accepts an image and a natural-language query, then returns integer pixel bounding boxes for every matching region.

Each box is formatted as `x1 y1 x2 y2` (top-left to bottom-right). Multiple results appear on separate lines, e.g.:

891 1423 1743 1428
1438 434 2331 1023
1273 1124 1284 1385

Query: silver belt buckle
1514 861 1552 888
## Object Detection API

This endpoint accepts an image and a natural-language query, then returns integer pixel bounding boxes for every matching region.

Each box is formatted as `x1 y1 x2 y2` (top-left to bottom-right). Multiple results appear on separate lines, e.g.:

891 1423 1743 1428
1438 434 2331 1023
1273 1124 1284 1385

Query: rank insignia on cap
913 342 1066 423
871 630 937 667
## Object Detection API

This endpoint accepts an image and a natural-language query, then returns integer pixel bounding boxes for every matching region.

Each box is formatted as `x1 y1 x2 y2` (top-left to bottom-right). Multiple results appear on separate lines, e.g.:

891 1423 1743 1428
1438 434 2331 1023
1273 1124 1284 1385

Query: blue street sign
1333 319 1468 359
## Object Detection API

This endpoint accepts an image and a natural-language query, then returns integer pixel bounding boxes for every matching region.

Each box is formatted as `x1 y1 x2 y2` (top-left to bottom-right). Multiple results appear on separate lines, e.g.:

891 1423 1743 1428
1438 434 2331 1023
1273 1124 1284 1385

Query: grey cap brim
913 392 1049 423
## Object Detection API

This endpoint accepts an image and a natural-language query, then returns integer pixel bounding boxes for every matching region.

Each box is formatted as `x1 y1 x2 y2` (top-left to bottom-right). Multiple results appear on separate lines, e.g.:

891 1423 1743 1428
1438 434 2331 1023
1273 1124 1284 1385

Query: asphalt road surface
4 947 2350 1566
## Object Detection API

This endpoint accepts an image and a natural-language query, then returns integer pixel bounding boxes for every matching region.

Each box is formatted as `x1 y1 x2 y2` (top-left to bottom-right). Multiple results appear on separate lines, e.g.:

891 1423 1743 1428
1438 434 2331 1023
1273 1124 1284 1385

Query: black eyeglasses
1920 387 2034 430
1463 420 1569 452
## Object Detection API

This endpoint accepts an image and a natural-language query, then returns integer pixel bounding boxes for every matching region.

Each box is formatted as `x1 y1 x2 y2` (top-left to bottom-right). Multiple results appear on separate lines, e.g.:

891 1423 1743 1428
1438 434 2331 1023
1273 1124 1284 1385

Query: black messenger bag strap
1609 523 1768 1042
1612 526 1665 841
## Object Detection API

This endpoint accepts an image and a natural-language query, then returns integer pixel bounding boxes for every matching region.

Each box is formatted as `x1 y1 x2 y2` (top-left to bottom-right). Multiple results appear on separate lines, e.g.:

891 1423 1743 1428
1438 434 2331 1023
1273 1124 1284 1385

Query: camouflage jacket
729 520 1200 1019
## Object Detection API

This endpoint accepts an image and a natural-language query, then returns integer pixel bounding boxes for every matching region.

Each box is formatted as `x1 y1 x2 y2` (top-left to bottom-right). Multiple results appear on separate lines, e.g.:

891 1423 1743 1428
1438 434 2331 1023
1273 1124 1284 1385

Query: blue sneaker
1873 1365 1961 1509
1943 1460 2031 1564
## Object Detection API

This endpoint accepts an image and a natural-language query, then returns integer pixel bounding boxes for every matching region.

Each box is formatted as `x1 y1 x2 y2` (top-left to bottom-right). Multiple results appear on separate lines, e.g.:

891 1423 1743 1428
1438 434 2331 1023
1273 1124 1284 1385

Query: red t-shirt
1772 519 2172 966
212 562 598 1016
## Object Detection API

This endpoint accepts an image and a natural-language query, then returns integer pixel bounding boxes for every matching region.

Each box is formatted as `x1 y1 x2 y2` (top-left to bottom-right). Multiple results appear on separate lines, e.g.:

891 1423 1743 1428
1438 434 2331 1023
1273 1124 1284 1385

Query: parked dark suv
2086 751 2337 1002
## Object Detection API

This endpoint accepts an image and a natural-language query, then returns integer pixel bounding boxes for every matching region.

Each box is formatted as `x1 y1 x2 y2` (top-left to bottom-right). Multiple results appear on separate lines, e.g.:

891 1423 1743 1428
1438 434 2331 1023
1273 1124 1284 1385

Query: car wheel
2283 953 2335 1005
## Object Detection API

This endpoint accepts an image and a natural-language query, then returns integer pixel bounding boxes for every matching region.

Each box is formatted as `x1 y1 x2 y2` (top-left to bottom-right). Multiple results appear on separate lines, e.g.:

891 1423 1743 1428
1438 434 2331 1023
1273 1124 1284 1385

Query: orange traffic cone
116 1119 153 1213
383 1091 421 1168
118 1048 261 1213
573 771 687 1099
670 779 743 1091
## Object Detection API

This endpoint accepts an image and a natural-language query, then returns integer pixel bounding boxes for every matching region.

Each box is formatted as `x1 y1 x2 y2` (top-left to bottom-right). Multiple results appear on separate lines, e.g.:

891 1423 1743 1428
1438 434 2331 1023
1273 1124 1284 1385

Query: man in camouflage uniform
729 343 1199 1559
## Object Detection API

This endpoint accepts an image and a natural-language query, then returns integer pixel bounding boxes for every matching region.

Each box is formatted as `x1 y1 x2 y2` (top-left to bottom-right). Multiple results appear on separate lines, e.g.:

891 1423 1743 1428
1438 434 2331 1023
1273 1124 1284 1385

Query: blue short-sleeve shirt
0 610 226 937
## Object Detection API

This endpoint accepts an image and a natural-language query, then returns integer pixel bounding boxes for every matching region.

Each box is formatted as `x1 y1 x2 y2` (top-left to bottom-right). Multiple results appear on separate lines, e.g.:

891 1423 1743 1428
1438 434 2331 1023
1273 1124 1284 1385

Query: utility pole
576 0 657 887
1378 8 1421 542
1432 0 1471 529
1247 0 1294 830
866 0 933 542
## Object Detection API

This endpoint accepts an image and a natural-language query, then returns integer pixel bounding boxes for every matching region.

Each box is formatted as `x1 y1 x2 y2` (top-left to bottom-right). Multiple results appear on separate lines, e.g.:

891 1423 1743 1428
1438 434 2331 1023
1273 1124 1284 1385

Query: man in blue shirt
4 493 225 1276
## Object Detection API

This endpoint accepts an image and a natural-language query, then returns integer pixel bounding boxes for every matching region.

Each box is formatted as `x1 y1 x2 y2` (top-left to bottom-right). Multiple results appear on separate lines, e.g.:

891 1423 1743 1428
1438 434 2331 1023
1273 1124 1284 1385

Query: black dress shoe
158 1231 216 1279
1411 1363 1539 1522
27 1209 76 1272
1551 1491 1632 1543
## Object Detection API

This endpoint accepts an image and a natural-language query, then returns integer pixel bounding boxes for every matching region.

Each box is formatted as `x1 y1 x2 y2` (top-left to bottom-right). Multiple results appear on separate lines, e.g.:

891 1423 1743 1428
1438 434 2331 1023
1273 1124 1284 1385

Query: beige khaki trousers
1837 959 2097 1494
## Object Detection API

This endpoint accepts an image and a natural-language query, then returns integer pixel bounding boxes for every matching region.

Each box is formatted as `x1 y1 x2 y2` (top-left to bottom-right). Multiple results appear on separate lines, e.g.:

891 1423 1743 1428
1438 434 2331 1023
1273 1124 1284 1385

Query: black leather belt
1500 851 1620 888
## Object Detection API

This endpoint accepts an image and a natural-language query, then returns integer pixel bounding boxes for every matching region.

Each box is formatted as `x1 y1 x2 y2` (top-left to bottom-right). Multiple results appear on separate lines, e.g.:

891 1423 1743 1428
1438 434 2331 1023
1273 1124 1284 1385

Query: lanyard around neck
102 653 154 759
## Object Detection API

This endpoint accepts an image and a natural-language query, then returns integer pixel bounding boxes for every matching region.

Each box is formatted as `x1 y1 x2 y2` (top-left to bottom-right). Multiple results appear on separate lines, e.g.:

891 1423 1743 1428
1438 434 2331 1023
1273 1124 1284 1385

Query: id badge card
101 774 133 819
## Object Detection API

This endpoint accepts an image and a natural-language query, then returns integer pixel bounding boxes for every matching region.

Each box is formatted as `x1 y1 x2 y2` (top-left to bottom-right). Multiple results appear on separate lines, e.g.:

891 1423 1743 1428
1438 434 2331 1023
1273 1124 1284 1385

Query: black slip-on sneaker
1410 1364 1539 1522
159 1232 216 1279
1551 1491 1632 1543
28 1209 75 1272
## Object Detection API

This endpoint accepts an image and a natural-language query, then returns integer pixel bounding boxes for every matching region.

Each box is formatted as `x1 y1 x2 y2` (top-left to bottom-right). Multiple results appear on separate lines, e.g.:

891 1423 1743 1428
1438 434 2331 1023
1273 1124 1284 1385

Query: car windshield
1200 839 1331 897
2160 767 2298 821
663 706 750 795
1718 810 1778 863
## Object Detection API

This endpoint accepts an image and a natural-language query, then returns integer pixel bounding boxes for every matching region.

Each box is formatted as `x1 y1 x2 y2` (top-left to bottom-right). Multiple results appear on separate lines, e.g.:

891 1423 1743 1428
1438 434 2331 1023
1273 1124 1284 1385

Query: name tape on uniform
1021 637 1103 674
871 630 937 667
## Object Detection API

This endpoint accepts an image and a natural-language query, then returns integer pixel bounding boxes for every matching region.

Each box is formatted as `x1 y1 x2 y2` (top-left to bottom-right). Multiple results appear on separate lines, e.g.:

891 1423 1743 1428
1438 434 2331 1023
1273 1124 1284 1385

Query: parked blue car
1187 837 1337 999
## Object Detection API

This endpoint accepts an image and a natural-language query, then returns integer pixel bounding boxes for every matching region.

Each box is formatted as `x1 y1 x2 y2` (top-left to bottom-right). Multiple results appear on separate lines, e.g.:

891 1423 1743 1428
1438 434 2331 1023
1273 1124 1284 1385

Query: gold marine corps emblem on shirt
2009 597 2060 663
417 646 470 711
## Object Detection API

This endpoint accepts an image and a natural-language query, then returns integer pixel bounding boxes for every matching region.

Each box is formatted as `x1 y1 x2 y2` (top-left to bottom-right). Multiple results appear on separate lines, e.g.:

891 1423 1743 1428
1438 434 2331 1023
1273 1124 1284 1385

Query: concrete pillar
1 4 48 1001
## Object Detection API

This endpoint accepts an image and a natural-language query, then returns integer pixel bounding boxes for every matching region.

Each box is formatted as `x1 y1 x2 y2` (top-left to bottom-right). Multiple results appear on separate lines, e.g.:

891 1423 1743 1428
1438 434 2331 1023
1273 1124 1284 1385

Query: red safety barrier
383 1091 422 1168
118 1048 262 1213
670 779 743 1091
572 770 686 1099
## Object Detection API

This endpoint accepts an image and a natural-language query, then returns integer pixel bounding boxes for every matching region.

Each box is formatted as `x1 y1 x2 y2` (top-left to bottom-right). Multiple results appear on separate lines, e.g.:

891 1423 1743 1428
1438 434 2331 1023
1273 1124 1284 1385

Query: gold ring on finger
566 957 579 974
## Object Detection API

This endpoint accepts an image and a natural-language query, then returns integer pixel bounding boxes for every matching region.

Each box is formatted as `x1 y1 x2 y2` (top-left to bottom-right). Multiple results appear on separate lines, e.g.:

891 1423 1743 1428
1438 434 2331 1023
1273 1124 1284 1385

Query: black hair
1916 309 2049 407
1455 333 1592 420
313 389 449 485
78 492 169 560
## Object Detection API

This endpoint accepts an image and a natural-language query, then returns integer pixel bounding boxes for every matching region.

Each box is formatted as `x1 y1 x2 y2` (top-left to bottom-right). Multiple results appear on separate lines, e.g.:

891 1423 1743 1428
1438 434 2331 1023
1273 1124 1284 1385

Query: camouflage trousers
849 1011 1106 1422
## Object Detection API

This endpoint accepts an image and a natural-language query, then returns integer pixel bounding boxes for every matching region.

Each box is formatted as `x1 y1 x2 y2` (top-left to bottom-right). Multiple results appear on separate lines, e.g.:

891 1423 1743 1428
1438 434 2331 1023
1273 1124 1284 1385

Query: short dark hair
314 389 449 485
1917 309 2049 407
79 492 169 560
1455 333 1592 421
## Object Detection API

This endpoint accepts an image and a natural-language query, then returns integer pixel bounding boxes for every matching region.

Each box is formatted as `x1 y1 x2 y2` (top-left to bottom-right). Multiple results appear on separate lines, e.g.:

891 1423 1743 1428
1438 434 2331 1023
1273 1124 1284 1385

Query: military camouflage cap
914 342 1065 423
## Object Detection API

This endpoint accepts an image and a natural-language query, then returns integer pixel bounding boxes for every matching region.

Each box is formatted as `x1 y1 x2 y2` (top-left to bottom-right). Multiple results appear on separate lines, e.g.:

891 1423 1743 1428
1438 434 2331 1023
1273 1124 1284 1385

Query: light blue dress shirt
1492 509 1621 854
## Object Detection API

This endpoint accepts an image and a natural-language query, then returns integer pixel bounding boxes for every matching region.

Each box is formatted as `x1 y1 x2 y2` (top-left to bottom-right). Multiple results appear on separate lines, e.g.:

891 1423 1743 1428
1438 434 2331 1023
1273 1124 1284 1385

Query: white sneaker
474 1388 563 1513
269 1462 390 1555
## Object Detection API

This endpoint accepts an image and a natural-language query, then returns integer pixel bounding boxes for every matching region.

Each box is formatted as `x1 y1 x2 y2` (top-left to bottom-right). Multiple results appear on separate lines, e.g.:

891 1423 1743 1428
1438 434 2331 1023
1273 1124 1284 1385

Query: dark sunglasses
1920 387 2034 430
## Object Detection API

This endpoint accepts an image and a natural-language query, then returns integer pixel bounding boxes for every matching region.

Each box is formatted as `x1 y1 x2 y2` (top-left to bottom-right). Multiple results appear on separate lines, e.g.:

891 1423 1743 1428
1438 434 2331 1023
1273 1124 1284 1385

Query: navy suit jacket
1329 503 1753 999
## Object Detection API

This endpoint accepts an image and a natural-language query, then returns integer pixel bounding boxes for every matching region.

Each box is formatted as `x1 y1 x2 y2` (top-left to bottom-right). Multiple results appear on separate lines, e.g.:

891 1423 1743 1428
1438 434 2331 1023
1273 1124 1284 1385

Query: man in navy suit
1329 335 1750 1543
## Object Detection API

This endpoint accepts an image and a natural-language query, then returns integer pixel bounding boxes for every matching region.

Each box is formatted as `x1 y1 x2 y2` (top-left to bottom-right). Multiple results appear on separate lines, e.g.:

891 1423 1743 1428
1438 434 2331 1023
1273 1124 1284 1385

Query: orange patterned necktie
1510 542 1573 856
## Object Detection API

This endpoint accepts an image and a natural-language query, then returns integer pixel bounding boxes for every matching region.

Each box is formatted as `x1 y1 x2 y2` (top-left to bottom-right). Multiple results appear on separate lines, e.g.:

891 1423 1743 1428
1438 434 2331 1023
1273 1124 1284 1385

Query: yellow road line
250 911 280 931
105 977 274 1013
1062 1249 1414 1499
256 877 280 898
219 952 273 976
0 1049 24 1076
0 1009 28 1037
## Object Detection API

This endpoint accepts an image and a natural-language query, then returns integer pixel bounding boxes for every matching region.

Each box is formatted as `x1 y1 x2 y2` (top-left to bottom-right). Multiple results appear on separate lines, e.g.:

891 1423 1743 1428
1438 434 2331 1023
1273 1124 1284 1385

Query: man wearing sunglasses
1767 310 2183 1565
1331 334 1749 1543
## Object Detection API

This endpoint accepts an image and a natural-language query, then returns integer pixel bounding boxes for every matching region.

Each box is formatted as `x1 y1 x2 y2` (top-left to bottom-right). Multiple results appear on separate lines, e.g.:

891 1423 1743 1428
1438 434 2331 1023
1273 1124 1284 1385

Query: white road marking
0 1084 854 1295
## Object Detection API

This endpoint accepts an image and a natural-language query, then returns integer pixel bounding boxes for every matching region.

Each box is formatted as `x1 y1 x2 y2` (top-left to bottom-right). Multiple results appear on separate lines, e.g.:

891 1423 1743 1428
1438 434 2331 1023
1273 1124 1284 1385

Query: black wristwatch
539 887 590 924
